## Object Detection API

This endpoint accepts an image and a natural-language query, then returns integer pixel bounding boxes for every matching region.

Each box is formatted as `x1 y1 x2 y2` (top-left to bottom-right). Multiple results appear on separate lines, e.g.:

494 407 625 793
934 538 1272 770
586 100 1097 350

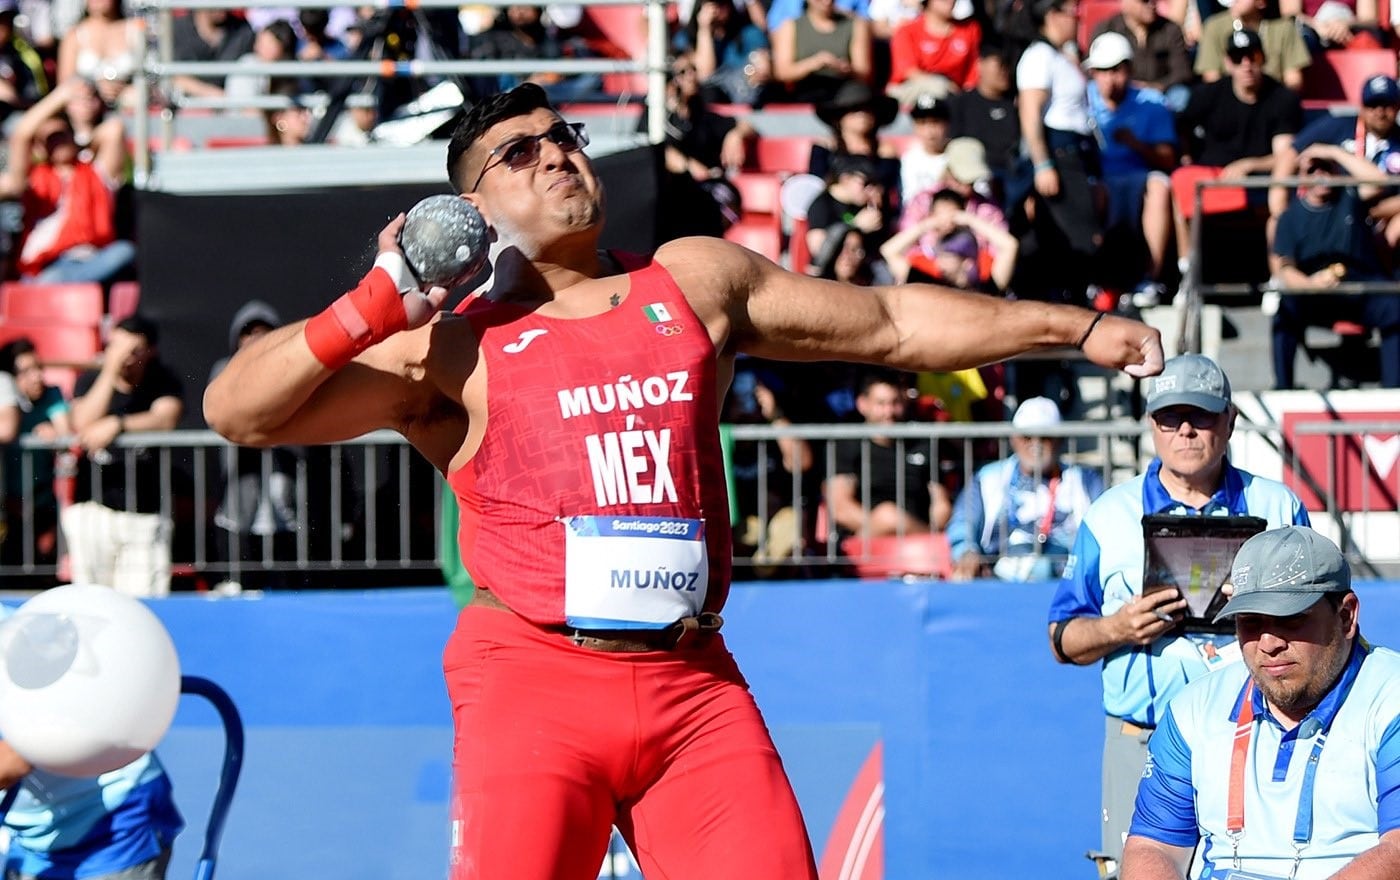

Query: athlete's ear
461 193 492 230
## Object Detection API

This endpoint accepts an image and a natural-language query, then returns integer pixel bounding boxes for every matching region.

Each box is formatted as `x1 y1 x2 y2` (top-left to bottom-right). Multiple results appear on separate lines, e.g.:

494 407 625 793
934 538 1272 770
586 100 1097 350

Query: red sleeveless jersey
447 253 732 625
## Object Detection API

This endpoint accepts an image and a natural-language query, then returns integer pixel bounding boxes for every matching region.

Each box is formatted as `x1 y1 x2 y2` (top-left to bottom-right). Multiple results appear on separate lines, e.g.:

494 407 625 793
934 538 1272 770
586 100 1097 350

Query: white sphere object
0 585 181 777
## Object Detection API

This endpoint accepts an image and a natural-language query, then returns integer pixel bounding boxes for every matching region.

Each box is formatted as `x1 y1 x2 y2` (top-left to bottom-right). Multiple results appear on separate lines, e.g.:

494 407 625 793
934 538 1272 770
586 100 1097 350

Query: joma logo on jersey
503 329 548 354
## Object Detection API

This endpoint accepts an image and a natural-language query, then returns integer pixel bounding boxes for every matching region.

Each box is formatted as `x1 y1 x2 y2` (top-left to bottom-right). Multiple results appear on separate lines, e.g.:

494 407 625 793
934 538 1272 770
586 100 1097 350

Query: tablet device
1141 515 1268 634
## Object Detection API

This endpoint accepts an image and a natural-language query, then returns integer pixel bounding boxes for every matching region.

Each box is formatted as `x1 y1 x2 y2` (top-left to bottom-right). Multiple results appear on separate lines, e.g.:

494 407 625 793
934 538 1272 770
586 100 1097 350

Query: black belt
470 589 723 653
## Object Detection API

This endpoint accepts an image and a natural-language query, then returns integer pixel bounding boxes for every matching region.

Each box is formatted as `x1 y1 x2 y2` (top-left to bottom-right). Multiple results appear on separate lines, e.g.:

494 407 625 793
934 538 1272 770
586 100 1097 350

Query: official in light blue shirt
1125 527 1400 880
1046 354 1310 870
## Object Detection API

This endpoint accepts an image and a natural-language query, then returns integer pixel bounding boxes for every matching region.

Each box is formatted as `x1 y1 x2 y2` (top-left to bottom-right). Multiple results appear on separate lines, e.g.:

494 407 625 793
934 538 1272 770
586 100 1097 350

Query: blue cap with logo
1144 353 1232 414
1214 527 1351 621
1362 74 1400 106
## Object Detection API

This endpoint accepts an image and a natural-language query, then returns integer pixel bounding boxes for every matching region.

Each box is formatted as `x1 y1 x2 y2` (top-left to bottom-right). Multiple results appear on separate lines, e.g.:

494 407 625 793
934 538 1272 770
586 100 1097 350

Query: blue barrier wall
132 579 1400 880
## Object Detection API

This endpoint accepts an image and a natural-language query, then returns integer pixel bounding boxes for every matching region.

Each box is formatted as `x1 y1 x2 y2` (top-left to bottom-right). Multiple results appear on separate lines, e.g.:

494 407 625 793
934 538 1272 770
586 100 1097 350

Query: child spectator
881 188 1019 291
900 93 951 201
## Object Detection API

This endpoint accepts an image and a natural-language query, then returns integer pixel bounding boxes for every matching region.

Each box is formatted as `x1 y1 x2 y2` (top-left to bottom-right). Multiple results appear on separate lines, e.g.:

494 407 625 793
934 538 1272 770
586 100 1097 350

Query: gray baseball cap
1214 527 1351 622
1145 354 1232 414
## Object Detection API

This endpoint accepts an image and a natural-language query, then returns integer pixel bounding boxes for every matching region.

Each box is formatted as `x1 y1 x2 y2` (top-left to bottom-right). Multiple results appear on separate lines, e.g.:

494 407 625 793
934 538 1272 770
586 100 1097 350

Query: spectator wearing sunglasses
1047 353 1309 876
203 83 1166 880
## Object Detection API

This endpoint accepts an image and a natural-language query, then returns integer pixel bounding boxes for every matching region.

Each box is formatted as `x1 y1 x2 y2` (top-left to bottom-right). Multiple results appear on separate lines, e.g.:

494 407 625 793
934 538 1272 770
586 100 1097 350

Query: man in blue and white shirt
1124 527 1400 880
1047 353 1310 871
947 396 1103 581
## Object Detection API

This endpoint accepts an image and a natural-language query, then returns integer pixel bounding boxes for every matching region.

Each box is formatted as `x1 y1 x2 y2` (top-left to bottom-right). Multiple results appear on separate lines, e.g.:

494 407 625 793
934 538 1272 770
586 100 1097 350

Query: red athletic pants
443 603 819 880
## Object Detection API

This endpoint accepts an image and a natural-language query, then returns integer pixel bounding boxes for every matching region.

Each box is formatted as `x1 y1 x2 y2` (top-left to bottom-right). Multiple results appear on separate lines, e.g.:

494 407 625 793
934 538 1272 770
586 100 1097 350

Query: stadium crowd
0 0 1396 588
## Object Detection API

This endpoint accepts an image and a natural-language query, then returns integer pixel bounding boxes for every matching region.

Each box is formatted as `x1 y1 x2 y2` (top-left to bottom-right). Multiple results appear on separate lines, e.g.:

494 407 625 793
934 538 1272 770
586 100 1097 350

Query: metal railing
1181 173 1400 354
4 418 1393 586
126 0 672 187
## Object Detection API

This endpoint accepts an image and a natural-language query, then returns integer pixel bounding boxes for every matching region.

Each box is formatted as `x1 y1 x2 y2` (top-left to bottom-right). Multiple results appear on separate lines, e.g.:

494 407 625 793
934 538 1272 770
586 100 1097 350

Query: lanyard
1225 681 1329 880
1035 476 1061 548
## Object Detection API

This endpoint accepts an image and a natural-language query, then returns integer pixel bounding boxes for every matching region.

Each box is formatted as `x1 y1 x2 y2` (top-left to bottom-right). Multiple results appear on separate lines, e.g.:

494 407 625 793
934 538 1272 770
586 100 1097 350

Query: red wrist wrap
304 268 409 370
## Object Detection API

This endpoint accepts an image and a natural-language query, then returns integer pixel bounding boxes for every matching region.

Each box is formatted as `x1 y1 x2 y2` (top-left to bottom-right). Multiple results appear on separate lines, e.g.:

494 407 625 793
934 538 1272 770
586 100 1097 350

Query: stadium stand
0 282 105 325
1302 48 1399 105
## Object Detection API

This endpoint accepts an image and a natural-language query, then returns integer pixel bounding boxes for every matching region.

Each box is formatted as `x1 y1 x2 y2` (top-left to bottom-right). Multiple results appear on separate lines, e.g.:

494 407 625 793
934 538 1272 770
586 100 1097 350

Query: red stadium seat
1078 0 1123 51
579 5 649 95
0 320 102 365
205 135 271 149
790 217 811 274
840 533 953 580
732 171 782 217
753 136 817 175
724 220 783 261
107 281 141 324
1302 49 1399 105
1 282 104 325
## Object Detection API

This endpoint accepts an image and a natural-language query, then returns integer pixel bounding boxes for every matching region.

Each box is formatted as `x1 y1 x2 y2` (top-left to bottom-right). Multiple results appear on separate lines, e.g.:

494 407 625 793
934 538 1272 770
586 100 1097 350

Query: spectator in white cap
1124 526 1400 880
1085 31 1180 308
1047 353 1311 875
1091 0 1193 111
946 396 1104 581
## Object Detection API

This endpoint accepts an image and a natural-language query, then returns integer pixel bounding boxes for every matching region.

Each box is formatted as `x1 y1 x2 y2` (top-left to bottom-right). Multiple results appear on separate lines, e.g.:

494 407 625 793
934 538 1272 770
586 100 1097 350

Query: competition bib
562 515 708 629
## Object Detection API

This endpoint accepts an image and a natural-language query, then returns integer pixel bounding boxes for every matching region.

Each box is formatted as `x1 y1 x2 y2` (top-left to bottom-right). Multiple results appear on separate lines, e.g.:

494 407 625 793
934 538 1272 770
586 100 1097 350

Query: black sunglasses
1152 408 1222 431
470 121 589 192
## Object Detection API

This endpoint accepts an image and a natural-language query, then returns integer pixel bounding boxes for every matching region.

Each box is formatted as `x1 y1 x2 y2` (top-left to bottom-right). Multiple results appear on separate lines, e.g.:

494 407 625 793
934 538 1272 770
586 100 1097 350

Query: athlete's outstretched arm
204 216 449 447
662 237 1163 376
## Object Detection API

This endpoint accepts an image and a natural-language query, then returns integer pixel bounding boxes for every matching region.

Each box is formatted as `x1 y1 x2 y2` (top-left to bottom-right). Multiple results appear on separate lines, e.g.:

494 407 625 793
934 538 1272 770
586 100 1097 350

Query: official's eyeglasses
470 121 590 192
1151 408 1222 431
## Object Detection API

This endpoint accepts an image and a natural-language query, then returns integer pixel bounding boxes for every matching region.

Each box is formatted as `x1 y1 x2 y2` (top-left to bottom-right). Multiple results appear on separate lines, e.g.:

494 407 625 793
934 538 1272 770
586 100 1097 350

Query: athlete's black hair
446 84 557 193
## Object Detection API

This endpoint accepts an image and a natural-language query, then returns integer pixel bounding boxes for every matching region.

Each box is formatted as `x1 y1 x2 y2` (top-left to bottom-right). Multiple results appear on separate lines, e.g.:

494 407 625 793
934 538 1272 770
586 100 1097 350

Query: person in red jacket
0 77 133 283
886 0 981 105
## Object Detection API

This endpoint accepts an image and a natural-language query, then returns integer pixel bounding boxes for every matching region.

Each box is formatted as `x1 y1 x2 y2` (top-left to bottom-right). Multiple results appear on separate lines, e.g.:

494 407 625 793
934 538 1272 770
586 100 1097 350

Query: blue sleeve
765 0 801 31
945 472 985 560
1129 708 1200 846
1291 115 1345 153
1048 518 1103 623
1376 713 1400 834
1291 501 1311 527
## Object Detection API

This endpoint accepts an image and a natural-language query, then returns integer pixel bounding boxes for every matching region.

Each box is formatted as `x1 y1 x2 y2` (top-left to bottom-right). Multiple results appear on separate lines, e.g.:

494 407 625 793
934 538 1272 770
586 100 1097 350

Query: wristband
1034 160 1054 172
1075 311 1106 349
1051 618 1074 664
304 261 411 370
